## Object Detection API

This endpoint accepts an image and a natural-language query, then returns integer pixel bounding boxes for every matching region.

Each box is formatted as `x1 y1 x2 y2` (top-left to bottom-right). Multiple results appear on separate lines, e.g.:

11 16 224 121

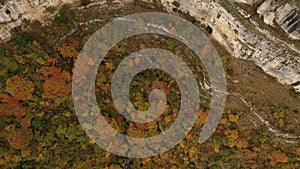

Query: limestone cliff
0 0 76 41
0 0 299 92
161 0 300 92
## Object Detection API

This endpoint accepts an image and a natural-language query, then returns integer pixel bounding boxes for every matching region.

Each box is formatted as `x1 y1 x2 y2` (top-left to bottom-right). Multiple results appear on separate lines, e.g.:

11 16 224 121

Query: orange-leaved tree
5 75 35 100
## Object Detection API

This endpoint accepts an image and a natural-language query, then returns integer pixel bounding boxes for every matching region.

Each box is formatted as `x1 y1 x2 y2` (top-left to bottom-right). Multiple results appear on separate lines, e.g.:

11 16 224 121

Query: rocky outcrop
233 0 260 5
255 1 300 40
257 0 276 16
257 0 277 26
263 12 275 26
0 0 76 42
161 0 300 92
274 3 300 40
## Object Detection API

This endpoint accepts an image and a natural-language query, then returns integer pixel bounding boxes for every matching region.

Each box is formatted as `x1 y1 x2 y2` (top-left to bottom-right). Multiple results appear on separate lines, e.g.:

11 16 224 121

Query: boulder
233 0 260 5
263 11 275 26
257 0 276 16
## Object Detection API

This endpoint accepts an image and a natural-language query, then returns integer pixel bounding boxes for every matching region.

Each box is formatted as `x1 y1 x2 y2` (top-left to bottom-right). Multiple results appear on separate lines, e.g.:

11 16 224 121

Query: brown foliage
57 37 80 58
42 66 71 99
139 43 146 51
195 109 208 125
269 150 289 166
58 44 77 58
0 94 26 118
151 80 169 95
6 75 35 100
4 129 33 149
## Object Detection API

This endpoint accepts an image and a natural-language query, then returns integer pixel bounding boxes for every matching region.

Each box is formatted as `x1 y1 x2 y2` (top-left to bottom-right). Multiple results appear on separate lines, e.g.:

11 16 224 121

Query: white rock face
161 0 300 92
275 3 300 40
256 0 277 26
233 0 260 5
0 0 75 41
256 1 300 39
257 0 276 16
263 11 275 26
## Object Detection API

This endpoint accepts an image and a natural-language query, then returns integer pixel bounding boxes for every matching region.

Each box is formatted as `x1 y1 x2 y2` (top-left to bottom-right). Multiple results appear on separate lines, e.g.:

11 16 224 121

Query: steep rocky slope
160 0 300 92
0 0 76 41
0 0 299 92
